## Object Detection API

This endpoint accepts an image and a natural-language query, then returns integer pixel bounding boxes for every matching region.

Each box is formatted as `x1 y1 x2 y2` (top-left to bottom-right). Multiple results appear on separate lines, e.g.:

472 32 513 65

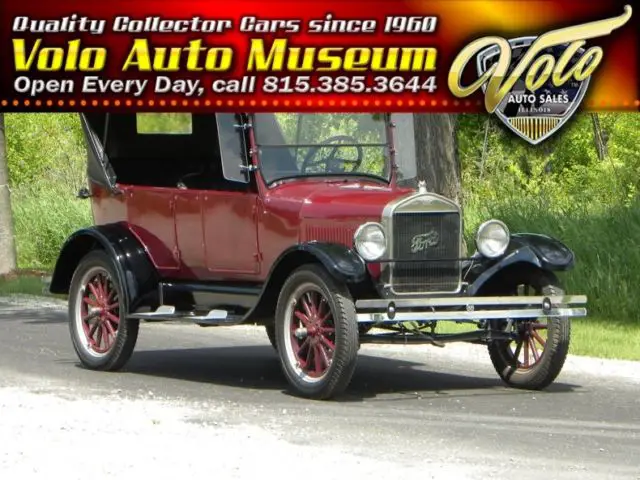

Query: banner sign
0 0 637 140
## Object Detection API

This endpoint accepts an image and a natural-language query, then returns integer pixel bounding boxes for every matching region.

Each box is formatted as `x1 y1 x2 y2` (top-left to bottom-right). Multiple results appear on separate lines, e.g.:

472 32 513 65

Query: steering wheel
301 135 364 174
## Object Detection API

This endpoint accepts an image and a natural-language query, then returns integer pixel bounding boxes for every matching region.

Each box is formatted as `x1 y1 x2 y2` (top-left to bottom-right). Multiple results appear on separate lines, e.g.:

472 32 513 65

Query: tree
0 113 17 275
412 113 462 206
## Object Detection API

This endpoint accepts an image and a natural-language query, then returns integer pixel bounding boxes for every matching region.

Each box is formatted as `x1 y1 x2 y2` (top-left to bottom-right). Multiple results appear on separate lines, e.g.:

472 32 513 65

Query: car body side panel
123 186 180 273
203 190 260 276
174 190 207 275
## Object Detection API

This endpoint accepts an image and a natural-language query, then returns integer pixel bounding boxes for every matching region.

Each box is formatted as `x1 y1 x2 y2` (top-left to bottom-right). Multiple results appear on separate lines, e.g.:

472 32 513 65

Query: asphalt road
0 296 639 479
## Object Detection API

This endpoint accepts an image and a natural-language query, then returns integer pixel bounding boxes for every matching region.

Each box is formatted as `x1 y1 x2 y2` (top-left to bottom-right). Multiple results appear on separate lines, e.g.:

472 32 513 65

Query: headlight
476 219 510 258
354 222 386 261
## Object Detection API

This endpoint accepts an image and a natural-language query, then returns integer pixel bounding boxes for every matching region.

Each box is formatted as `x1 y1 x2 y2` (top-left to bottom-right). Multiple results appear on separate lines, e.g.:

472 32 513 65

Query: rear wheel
275 264 359 400
68 250 139 371
488 270 570 390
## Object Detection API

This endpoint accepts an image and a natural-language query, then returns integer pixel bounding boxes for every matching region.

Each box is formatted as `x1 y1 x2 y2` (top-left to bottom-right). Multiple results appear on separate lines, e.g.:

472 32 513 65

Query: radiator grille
390 211 461 293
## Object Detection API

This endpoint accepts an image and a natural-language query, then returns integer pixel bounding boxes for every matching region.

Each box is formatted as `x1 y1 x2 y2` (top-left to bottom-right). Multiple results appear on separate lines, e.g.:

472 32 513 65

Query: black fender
49 223 159 310
246 242 367 323
466 233 574 296
295 242 367 284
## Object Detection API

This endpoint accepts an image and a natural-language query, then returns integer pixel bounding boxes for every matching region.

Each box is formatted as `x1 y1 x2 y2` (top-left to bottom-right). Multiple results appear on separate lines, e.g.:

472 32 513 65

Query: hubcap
74 266 120 357
283 284 336 383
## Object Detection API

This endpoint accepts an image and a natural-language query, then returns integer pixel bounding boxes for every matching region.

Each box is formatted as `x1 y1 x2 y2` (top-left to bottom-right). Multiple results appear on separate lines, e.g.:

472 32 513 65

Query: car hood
264 179 414 221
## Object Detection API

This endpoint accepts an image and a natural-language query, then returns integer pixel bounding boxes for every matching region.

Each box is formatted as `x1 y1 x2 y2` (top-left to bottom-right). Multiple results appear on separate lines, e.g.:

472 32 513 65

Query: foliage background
4 112 639 324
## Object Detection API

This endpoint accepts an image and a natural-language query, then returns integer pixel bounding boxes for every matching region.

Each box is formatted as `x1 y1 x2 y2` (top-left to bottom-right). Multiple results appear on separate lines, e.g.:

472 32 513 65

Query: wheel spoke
314 345 324 375
529 337 540 362
320 326 335 335
301 296 314 318
104 319 116 336
100 275 110 302
82 296 98 307
320 335 335 351
531 329 546 348
294 336 311 357
100 323 112 350
320 344 332 369
318 312 332 325
82 310 99 323
305 341 314 367
511 339 523 365
87 282 100 301
104 311 120 324
294 310 311 327
89 319 100 337
306 292 319 317
95 323 104 349
532 323 548 330
523 337 530 367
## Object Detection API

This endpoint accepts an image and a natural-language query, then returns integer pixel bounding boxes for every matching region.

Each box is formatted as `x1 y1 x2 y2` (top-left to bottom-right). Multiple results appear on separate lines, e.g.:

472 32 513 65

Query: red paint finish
93 175 412 283
257 179 412 278
124 186 180 273
89 183 127 226
174 191 206 275
203 191 260 276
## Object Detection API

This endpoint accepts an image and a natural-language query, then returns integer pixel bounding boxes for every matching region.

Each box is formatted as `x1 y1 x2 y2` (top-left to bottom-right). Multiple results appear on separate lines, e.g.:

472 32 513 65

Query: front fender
296 242 367 284
466 233 574 296
245 241 367 323
49 223 159 310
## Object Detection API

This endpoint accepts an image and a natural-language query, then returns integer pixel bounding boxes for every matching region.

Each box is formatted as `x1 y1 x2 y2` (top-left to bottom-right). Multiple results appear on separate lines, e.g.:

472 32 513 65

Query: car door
203 114 260 276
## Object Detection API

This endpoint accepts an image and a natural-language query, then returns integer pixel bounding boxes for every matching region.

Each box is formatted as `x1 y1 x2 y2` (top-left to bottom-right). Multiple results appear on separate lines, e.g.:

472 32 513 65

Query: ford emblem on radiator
410 230 439 253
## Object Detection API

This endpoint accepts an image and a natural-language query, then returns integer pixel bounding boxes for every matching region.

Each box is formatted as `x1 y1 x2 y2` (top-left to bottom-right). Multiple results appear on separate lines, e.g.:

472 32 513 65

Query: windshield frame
249 113 397 187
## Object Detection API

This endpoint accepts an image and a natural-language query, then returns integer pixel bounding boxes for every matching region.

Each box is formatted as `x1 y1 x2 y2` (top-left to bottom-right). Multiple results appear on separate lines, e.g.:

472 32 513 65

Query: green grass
433 318 640 361
464 195 640 325
0 273 50 297
11 181 92 270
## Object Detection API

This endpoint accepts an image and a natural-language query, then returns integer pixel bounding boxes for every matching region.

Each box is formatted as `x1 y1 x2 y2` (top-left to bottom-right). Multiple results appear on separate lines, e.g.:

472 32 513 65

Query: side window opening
84 113 250 191
217 113 250 184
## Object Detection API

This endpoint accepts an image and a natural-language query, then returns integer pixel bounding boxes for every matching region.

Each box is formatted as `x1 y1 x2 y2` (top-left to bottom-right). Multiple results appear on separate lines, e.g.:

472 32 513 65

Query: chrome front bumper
355 295 588 323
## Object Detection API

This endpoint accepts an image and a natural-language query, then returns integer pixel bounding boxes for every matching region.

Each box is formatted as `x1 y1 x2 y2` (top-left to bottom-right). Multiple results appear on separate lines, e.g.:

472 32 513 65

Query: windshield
252 113 391 184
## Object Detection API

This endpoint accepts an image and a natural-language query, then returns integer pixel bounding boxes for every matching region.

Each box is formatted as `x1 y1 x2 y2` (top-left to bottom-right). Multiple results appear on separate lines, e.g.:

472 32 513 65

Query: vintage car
49 112 587 399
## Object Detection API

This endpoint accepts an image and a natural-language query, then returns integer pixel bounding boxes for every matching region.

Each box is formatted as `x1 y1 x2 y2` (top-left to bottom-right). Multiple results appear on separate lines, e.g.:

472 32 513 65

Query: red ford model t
49 112 587 399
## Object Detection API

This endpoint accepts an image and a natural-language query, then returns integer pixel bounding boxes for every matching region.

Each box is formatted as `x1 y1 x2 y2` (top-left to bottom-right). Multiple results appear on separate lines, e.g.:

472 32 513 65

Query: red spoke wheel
488 270 570 390
68 250 139 371
275 264 358 400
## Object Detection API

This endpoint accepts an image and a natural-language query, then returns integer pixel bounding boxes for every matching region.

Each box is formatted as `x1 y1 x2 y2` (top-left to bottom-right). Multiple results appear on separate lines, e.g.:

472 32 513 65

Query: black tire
487 270 570 390
265 324 277 350
275 264 359 400
68 249 139 371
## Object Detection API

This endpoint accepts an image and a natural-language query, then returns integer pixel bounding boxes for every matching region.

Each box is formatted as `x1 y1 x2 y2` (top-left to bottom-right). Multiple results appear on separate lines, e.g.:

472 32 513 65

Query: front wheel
275 264 359 400
488 270 570 390
68 250 139 371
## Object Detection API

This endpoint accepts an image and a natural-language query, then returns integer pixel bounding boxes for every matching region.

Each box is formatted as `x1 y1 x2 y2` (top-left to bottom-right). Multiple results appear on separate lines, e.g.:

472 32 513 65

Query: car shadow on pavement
123 345 578 402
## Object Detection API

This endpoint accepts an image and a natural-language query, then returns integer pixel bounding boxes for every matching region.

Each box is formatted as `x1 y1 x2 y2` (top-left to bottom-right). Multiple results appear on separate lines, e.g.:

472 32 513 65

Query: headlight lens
354 222 386 261
476 220 510 258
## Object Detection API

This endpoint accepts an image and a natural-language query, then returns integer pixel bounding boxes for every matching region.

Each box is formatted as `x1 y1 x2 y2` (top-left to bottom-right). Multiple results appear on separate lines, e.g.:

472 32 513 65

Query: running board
128 305 244 326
